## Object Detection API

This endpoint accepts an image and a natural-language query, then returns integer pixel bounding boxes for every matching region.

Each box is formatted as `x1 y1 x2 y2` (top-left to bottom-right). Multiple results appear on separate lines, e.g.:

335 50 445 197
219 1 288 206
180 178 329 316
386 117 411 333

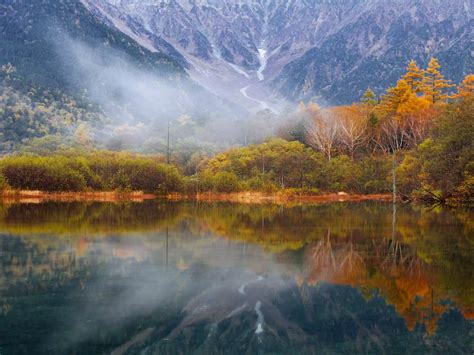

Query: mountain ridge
85 0 473 106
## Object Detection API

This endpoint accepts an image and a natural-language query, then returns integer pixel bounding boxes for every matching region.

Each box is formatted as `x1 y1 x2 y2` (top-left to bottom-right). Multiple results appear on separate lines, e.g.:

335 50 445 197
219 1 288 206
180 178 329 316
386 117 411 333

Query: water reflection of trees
0 201 472 331
301 227 472 334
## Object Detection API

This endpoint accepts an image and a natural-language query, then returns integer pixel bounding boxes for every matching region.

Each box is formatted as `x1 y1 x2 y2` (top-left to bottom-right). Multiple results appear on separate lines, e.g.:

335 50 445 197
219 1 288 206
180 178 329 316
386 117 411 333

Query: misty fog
53 32 292 153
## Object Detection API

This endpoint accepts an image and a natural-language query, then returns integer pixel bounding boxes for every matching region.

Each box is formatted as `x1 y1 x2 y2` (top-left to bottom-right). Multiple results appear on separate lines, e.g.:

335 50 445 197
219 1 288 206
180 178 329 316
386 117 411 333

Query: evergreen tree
422 58 453 103
361 88 377 106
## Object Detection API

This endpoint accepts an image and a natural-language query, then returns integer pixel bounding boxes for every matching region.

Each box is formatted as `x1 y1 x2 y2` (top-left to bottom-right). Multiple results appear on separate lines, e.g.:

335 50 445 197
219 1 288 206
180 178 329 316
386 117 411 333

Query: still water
0 201 472 354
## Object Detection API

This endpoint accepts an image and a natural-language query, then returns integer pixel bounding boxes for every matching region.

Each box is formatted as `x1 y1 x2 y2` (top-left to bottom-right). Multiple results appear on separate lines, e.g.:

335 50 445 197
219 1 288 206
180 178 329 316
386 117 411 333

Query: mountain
0 0 246 152
1 0 472 152
84 0 473 107
0 0 185 94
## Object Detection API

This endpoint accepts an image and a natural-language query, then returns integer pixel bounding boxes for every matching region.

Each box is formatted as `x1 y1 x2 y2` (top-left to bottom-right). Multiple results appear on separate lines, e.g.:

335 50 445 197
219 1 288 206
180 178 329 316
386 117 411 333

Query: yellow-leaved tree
402 60 424 93
375 78 434 202
421 58 453 103
455 74 474 98
376 79 413 119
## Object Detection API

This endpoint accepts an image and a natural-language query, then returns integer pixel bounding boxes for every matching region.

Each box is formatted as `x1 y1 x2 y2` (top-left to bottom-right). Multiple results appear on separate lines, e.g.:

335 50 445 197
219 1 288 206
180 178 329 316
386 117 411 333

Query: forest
0 58 473 206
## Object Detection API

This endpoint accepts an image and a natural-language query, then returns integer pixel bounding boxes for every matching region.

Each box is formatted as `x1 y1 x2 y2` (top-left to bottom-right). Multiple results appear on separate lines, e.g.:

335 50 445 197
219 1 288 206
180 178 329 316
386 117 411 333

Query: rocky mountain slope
83 0 473 107
0 0 245 116
0 0 184 95
0 0 245 152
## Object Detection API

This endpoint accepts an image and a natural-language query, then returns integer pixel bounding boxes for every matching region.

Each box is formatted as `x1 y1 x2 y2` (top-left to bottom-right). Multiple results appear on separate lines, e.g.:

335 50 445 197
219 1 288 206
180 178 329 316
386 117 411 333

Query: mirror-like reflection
0 201 472 354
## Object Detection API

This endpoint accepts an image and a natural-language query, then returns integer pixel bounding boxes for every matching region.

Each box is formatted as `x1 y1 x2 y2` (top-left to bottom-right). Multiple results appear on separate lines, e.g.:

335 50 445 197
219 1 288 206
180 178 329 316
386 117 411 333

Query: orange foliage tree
421 57 453 103
455 74 474 98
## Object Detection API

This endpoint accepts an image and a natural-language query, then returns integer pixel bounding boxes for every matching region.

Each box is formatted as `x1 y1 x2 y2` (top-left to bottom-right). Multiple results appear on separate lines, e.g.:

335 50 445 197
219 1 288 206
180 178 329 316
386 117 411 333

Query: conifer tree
455 74 474 98
361 88 377 106
422 58 453 103
402 60 424 93
376 79 413 117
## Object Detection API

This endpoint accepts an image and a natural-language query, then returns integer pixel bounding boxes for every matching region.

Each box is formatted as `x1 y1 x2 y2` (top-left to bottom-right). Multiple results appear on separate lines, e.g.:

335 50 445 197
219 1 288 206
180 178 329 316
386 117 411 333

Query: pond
0 201 472 354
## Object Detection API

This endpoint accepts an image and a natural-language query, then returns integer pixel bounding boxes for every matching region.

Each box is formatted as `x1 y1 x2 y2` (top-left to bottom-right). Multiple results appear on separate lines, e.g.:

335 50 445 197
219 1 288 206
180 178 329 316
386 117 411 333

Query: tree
334 105 369 159
402 60 424 93
455 74 474 98
305 104 340 161
374 80 423 203
361 88 377 106
416 95 474 203
374 79 434 150
74 123 92 147
213 172 241 192
421 58 453 103
376 79 413 119
396 93 433 146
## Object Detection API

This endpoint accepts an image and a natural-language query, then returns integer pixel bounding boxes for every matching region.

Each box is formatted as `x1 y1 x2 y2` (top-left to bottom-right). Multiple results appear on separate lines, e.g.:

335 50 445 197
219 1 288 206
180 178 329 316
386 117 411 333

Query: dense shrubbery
198 139 392 194
0 152 183 193
0 142 392 195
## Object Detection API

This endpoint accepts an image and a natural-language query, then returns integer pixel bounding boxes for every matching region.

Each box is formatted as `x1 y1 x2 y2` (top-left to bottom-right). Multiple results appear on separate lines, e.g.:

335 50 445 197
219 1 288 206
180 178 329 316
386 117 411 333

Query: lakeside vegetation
0 59 472 205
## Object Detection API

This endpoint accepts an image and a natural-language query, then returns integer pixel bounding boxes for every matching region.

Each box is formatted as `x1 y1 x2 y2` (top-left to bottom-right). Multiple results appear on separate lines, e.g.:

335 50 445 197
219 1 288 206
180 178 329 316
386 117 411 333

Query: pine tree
422 58 453 103
361 88 377 106
402 60 424 93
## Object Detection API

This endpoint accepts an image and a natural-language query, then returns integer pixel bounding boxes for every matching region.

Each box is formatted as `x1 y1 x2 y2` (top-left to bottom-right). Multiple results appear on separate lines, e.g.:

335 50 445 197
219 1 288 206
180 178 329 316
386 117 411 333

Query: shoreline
1 190 395 204
168 192 395 204
0 190 157 203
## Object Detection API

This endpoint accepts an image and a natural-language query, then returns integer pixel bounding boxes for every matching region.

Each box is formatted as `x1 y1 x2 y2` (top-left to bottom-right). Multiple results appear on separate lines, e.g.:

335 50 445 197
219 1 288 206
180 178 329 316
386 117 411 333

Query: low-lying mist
53 33 292 154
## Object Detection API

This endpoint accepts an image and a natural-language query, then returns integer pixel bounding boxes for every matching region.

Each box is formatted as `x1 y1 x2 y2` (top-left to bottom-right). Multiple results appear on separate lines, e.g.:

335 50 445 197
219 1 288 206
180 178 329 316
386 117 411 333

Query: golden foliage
421 57 453 103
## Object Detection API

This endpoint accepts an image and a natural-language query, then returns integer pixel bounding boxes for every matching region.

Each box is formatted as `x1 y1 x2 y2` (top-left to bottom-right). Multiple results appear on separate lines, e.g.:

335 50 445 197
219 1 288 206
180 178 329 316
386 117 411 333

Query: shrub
0 153 185 193
213 172 241 193
0 157 86 191
245 176 265 191
320 155 360 192
358 156 391 194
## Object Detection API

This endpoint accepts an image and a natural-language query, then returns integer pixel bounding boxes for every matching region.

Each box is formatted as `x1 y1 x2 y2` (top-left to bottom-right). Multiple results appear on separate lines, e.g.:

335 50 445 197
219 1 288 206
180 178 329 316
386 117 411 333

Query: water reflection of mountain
0 201 472 354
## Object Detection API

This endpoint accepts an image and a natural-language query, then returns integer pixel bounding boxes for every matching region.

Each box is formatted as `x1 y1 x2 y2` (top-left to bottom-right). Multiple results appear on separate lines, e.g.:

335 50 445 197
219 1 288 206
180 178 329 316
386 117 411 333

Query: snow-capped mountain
82 0 473 108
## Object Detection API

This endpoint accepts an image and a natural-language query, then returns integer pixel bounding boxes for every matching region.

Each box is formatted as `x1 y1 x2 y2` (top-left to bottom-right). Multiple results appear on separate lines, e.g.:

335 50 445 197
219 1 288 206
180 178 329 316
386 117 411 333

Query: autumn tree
374 79 431 202
334 105 369 159
414 95 474 203
74 123 92 147
397 94 433 146
376 80 412 118
421 58 453 103
305 104 340 161
455 74 474 98
374 79 433 150
402 60 424 93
